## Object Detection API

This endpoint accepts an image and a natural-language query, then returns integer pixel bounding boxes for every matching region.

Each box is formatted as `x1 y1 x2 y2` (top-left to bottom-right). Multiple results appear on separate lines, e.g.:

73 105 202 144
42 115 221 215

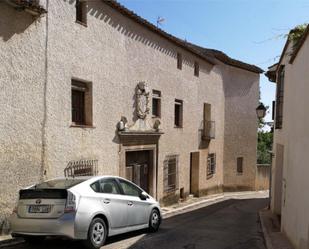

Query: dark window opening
174 99 183 128
194 61 199 77
275 66 285 129
177 53 182 70
152 90 161 118
76 0 87 25
207 153 216 177
272 101 275 121
72 89 85 125
237 157 244 174
71 79 92 126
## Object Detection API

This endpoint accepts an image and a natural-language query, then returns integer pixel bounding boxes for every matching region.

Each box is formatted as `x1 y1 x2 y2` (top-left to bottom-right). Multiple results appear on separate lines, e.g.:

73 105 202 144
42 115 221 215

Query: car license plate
28 205 51 213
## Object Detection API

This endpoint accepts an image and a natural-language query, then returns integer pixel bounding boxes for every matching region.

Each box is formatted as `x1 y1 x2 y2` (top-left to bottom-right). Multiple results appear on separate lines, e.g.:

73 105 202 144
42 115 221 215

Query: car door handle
127 201 133 206
103 199 110 204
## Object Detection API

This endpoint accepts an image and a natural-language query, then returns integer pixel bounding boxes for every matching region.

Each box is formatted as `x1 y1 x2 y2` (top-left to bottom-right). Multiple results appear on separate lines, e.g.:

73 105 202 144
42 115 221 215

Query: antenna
156 16 165 28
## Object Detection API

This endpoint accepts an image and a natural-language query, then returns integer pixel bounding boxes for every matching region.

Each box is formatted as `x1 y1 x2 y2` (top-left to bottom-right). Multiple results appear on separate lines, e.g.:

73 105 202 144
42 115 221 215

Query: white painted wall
279 36 309 249
0 0 259 232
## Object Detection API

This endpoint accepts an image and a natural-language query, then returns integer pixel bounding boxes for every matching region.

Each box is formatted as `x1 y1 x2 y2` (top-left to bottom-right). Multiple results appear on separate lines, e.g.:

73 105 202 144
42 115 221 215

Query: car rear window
33 179 86 189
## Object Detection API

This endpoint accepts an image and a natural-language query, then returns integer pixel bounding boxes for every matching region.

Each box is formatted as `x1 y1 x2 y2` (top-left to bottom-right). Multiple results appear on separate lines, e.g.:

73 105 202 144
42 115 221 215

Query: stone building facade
266 25 309 249
0 0 262 232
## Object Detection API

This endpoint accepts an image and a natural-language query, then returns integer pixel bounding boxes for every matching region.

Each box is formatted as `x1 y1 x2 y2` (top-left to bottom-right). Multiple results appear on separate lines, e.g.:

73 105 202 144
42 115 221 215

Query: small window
71 79 92 126
163 155 179 192
207 153 216 177
177 53 182 70
237 157 244 174
194 61 199 77
174 99 183 128
119 179 141 197
76 0 87 25
152 90 161 118
91 178 121 194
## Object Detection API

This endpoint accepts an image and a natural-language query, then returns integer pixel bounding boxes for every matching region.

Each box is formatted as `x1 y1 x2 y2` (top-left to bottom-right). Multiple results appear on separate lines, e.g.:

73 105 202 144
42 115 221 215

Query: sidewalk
0 235 22 248
162 190 269 218
0 190 269 247
259 209 295 249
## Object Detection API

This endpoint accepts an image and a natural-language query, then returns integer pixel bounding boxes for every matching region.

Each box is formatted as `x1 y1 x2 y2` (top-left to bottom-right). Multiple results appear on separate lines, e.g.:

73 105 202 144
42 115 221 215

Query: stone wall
0 2 47 233
222 65 259 191
255 164 270 190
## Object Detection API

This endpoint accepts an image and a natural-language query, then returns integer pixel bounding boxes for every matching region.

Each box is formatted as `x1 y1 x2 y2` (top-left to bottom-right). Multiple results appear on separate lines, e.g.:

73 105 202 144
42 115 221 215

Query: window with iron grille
64 159 98 177
207 153 216 177
76 0 87 25
177 53 182 70
194 61 199 77
152 90 161 118
237 157 243 174
71 79 92 126
275 66 285 129
174 99 183 128
163 155 179 192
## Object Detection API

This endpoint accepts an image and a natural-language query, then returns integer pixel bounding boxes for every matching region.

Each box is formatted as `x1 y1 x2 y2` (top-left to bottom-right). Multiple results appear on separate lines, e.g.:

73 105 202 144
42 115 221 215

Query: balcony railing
5 0 47 15
202 120 215 140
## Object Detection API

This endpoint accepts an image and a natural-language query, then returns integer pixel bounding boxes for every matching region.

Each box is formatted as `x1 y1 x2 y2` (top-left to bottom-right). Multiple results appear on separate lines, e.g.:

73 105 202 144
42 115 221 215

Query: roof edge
289 24 309 64
103 0 263 74
103 0 215 66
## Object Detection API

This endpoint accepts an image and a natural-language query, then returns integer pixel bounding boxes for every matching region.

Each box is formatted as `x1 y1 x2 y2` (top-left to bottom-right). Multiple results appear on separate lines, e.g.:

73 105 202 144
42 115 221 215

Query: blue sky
118 0 309 123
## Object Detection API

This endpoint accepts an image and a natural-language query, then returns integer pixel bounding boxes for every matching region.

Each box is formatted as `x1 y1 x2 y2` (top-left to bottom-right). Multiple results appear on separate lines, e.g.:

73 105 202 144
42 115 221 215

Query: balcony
202 120 215 140
4 0 47 16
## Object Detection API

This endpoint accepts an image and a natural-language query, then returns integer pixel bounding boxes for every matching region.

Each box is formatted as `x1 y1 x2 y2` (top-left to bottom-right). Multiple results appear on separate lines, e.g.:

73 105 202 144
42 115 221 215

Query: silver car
10 176 161 248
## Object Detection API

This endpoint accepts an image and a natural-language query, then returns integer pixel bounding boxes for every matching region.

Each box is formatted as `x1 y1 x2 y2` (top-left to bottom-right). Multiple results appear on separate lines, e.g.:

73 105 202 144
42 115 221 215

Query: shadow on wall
63 0 213 73
0 3 37 42
299 225 309 249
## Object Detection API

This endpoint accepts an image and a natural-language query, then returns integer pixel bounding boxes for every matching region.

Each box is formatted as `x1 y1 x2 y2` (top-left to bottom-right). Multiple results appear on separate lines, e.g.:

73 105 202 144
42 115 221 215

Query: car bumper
10 213 77 239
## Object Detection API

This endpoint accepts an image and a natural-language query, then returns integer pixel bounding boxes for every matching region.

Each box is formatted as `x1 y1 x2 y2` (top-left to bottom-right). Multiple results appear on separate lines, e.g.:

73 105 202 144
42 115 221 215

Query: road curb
162 195 226 219
162 191 268 219
259 211 274 249
0 237 23 248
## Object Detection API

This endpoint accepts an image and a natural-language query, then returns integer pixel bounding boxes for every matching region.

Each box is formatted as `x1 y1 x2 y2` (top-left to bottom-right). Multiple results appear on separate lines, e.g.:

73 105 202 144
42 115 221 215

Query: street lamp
256 103 267 119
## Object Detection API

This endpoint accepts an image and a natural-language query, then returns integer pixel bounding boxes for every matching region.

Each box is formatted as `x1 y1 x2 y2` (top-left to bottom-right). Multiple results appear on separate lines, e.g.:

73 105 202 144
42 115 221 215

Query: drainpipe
268 150 274 209
156 142 159 201
40 0 49 181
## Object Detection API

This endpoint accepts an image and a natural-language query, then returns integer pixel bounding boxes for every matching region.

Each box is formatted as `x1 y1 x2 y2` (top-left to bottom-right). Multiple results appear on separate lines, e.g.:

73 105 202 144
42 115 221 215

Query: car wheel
148 209 161 232
84 217 107 249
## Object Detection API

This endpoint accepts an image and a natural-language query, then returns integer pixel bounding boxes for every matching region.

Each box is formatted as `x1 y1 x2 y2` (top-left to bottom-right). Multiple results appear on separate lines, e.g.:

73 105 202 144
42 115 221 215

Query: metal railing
5 0 47 15
64 159 98 178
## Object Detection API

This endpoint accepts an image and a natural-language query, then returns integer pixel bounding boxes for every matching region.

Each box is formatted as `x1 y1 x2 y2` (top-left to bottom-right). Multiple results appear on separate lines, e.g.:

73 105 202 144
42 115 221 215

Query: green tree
257 131 273 164
257 97 273 164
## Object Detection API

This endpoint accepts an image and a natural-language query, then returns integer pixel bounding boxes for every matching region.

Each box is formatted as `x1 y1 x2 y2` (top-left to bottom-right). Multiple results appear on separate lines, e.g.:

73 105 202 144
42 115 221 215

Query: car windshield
33 179 86 189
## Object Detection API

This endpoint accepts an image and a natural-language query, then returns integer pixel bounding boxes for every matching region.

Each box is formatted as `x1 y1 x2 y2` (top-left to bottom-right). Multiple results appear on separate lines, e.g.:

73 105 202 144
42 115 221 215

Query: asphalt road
5 198 268 249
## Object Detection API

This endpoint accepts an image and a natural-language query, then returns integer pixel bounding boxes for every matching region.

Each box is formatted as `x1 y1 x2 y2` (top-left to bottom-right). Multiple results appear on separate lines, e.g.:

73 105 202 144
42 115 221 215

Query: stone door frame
119 144 157 198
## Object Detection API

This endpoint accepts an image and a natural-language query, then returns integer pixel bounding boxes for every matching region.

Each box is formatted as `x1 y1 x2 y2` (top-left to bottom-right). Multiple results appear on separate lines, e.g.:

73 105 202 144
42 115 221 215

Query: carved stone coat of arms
136 81 150 119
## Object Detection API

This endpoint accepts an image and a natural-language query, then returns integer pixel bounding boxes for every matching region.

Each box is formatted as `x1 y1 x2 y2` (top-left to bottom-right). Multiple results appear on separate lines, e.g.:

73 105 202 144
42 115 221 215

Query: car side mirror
139 192 148 200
